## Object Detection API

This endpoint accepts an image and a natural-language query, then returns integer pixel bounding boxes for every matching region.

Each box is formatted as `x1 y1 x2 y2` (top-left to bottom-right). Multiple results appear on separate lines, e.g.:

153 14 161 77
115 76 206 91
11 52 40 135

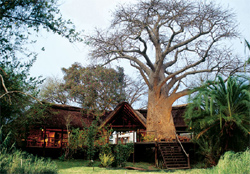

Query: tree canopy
0 58 43 127
0 0 81 61
40 63 147 109
87 0 244 139
39 76 68 105
62 63 126 111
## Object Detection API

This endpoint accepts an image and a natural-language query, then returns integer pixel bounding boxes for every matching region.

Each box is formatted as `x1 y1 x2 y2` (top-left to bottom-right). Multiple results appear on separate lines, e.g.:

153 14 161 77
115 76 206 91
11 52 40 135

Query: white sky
29 0 250 81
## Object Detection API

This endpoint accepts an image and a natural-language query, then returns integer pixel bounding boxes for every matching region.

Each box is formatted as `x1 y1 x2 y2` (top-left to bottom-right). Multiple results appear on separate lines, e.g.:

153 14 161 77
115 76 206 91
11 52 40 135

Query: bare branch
171 80 181 95
130 61 151 90
163 46 189 69
0 91 43 104
138 36 155 71
0 74 11 102
158 37 218 91
0 69 42 105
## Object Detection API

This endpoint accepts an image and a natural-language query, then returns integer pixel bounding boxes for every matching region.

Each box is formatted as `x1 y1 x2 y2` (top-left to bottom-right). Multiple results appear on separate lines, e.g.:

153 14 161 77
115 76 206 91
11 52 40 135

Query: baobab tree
88 0 244 139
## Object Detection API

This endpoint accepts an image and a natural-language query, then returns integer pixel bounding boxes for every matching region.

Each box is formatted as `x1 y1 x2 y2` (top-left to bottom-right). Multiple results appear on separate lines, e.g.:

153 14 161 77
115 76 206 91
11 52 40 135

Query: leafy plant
114 143 134 167
99 144 112 155
0 126 15 154
185 76 250 166
69 128 86 149
193 136 221 166
141 134 155 142
99 153 115 168
86 121 98 160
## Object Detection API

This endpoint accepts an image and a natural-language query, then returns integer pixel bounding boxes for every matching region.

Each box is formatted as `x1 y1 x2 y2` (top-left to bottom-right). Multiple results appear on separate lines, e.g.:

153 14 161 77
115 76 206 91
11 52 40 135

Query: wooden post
61 129 63 147
155 142 158 167
43 127 46 156
60 128 63 156
116 132 118 144
133 131 135 143
133 143 135 164
104 129 109 144
137 129 139 142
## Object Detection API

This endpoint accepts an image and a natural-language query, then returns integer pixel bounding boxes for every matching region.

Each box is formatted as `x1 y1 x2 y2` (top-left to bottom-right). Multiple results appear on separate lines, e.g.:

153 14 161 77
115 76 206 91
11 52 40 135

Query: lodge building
18 102 193 169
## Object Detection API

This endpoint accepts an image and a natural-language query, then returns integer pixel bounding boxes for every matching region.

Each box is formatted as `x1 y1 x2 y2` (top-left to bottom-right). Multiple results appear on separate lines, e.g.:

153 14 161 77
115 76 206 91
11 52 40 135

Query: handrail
175 134 189 158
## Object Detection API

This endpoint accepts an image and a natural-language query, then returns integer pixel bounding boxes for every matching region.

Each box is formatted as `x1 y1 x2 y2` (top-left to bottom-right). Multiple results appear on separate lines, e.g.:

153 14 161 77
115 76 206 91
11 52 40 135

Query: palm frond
185 75 250 155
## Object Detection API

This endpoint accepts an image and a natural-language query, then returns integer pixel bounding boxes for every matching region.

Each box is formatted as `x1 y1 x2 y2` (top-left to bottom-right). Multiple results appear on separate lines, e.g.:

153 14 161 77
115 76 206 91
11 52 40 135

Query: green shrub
0 150 57 174
86 121 98 160
114 143 134 167
99 144 112 155
99 153 114 167
207 149 250 174
217 149 250 173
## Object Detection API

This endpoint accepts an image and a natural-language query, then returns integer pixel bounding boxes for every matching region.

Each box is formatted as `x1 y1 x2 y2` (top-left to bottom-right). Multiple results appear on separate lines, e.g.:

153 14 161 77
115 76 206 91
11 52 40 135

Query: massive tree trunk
146 69 188 140
147 89 177 140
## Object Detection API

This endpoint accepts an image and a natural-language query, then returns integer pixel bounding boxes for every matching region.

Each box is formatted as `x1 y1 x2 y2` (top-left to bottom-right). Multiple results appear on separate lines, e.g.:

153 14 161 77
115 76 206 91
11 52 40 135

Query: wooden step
162 152 183 155
158 142 190 169
165 161 187 164
165 157 186 161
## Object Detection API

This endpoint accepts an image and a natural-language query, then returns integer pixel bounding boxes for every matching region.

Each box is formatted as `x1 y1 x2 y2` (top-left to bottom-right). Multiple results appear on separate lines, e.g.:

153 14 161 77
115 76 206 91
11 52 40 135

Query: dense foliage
86 121 98 161
0 58 43 127
40 63 147 109
114 143 134 167
0 0 81 60
39 76 68 104
185 76 250 165
40 63 130 110
62 63 126 111
0 151 58 174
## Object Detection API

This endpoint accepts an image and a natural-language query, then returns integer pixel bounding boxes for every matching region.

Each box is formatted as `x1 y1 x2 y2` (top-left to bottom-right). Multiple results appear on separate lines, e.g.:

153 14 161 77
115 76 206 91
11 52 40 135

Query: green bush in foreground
114 143 134 167
205 149 250 174
0 150 57 174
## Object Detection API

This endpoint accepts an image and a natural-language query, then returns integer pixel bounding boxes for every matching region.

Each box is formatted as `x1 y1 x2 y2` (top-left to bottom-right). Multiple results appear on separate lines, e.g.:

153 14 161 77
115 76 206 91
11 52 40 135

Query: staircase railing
175 134 190 169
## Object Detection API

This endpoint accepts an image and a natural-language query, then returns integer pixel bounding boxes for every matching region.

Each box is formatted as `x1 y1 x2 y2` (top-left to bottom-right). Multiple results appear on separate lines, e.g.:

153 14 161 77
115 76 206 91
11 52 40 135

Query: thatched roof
37 104 110 129
34 102 187 130
100 102 146 131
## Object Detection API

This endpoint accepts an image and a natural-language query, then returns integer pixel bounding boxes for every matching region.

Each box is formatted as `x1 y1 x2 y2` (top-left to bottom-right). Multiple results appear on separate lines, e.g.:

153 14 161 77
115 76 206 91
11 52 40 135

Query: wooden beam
109 125 142 128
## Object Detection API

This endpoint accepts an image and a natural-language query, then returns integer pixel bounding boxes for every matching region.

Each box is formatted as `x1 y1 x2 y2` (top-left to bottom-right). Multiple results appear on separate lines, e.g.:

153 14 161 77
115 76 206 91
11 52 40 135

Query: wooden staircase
158 141 190 169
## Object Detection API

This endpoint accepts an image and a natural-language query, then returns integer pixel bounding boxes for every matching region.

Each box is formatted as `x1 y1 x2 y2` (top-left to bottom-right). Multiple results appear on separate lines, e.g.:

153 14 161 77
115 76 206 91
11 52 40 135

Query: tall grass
0 150 57 174
207 149 250 174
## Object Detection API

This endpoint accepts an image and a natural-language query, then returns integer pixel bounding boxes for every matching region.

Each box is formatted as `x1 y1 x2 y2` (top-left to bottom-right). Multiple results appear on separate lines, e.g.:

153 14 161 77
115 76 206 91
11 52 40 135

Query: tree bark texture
147 88 176 140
